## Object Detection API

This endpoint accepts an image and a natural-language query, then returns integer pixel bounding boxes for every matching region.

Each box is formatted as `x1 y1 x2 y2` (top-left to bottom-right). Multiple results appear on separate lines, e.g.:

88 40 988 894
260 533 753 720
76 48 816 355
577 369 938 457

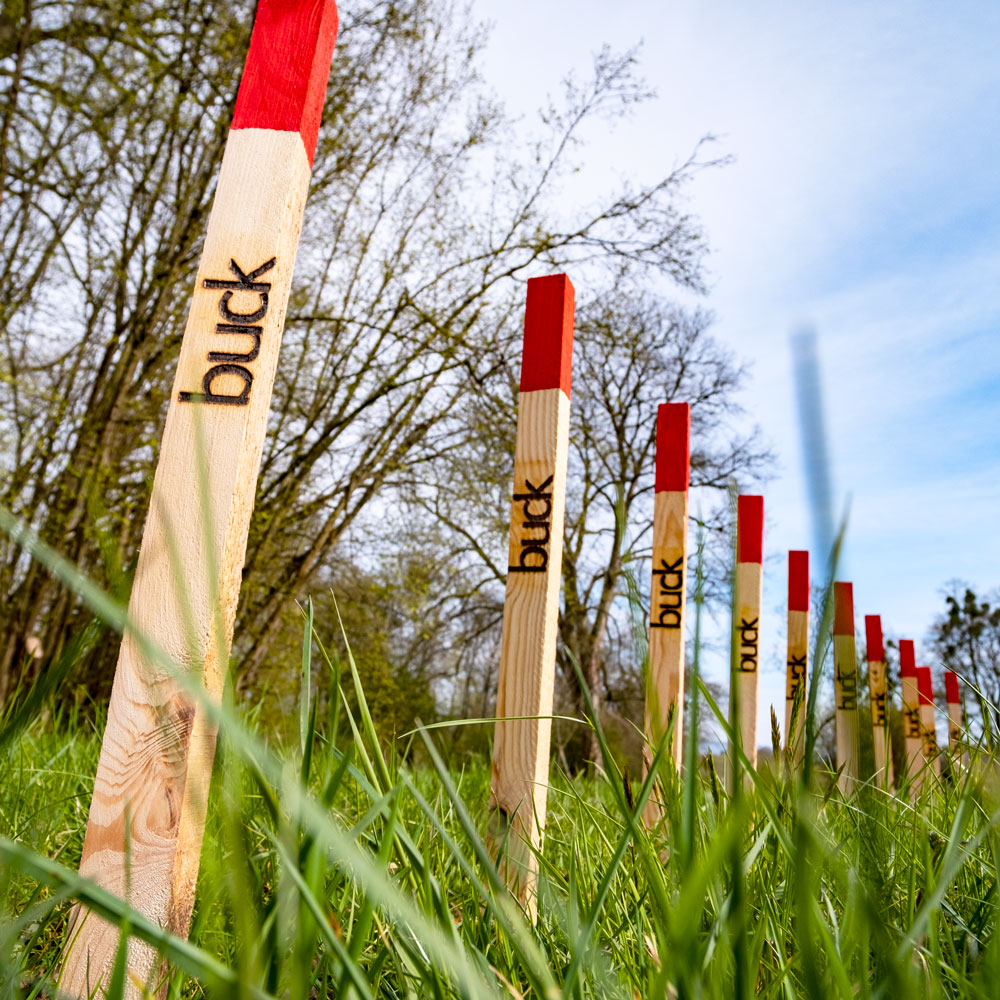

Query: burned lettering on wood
835 663 858 711
508 475 554 574
903 705 921 739
871 690 887 727
786 653 806 700
650 557 684 629
179 257 276 406
738 617 758 673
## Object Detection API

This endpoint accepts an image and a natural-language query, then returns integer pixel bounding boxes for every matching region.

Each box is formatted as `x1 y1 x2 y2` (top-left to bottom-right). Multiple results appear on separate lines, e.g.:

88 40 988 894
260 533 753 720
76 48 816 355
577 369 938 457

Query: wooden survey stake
945 670 964 752
732 495 763 772
643 402 690 827
832 582 860 794
899 640 923 787
61 3 339 994
490 274 574 912
917 666 941 778
785 550 809 763
864 614 893 788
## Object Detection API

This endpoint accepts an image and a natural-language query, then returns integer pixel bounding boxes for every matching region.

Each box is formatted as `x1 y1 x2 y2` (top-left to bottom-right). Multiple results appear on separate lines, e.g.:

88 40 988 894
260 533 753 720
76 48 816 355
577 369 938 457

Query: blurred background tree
930 584 1000 740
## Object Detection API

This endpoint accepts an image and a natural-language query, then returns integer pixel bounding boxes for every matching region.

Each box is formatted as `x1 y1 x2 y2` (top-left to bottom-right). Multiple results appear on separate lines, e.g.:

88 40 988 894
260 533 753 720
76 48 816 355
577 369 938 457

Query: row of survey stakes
44 1 968 995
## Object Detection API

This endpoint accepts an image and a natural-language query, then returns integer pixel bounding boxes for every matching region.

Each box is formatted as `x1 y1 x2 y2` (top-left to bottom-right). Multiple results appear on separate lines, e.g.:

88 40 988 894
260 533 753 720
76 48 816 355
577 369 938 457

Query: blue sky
472 0 1000 738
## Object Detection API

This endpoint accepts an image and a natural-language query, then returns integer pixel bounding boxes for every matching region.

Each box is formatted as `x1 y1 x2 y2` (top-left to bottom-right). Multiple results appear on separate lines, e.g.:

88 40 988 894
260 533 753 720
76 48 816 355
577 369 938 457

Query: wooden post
899 639 923 787
489 274 574 913
643 402 690 827
831 582 860 794
60 3 340 994
864 614 893 789
732 495 763 773
784 550 809 764
945 670 964 752
917 666 942 778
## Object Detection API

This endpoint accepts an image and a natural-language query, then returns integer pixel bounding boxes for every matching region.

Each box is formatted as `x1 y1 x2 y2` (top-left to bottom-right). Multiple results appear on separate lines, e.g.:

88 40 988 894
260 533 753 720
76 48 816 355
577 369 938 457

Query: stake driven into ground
731 494 763 782
832 582 861 795
643 402 690 828
918 666 942 778
946 670 965 753
900 639 923 790
785 550 809 765
865 613 894 789
60 2 340 995
489 274 574 914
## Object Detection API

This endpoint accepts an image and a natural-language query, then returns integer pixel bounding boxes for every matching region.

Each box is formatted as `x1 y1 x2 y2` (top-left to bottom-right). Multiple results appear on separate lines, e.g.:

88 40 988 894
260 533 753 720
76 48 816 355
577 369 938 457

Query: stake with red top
917 666 942 777
643 403 690 827
61 3 340 994
489 274 574 914
731 495 764 775
899 639 923 787
864 615 893 788
945 670 964 752
832 582 861 794
785 551 809 764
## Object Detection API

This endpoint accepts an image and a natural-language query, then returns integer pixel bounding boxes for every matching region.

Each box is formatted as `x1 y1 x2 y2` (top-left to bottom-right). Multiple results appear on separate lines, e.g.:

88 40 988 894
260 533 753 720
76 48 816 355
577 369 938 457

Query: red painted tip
232 0 340 166
864 615 885 663
519 274 575 397
917 666 934 705
788 551 809 611
899 639 916 676
944 671 960 703
655 403 690 492
736 495 764 563
833 582 854 636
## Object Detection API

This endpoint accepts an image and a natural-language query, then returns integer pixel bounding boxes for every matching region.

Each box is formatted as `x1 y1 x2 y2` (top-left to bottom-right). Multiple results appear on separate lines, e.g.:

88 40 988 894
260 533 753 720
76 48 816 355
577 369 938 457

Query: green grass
3 610 1000 1000
3 501 1000 998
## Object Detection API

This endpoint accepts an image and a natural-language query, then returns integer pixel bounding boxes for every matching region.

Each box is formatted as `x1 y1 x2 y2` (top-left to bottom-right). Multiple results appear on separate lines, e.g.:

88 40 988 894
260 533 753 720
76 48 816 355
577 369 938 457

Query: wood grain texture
733 560 762 771
864 615 892 788
785 608 808 763
61 129 313 997
832 583 860 794
489 387 570 913
643 489 688 827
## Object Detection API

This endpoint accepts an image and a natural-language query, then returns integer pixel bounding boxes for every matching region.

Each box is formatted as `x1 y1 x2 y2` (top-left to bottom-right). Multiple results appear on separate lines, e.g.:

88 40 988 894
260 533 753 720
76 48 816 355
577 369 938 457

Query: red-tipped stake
945 670 964 753
785 551 809 764
731 495 764 779
643 403 690 827
61 3 339 994
832 583 861 794
864 615 894 789
490 274 574 915
899 640 923 788
917 666 942 779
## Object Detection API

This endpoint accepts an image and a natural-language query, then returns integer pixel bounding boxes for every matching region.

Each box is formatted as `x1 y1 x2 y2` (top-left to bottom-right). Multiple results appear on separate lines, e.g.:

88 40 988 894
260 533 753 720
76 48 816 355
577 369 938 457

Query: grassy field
3 606 1000 1000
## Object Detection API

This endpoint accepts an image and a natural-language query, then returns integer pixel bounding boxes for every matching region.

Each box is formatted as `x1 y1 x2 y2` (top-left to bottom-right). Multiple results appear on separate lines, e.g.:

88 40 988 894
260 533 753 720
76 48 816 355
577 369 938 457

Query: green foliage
4 606 1000 997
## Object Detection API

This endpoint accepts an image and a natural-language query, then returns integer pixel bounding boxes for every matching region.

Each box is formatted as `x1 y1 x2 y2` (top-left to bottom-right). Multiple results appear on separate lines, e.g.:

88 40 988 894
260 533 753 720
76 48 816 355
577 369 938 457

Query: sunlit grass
3 579 1000 1000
